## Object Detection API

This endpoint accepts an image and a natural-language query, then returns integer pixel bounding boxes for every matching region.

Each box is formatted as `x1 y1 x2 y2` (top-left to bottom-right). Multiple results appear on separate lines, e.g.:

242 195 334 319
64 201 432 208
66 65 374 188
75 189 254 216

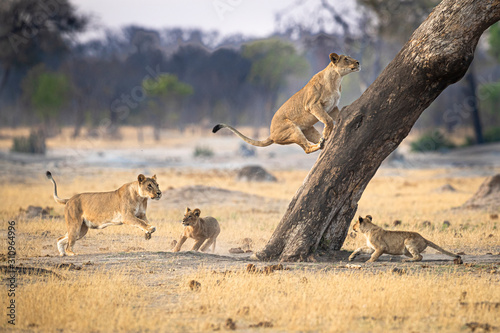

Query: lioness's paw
348 256 354 261
148 226 157 234
319 137 326 149
145 232 152 240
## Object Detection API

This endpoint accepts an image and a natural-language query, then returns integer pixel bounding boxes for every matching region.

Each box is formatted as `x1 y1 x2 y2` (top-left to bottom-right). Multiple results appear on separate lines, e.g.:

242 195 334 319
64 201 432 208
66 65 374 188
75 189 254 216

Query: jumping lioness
349 215 460 263
173 208 220 253
213 53 360 154
46 171 161 256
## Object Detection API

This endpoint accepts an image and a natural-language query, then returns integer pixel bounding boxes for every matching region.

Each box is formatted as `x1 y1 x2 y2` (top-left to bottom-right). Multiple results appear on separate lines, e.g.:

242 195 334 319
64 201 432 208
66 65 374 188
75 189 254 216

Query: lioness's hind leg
78 223 89 240
303 127 322 144
57 234 68 256
291 127 323 154
402 240 423 262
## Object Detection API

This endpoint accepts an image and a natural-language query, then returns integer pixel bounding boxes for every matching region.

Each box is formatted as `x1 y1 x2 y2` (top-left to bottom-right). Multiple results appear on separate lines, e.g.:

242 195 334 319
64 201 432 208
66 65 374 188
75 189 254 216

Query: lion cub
349 215 460 263
173 208 220 253
46 171 161 256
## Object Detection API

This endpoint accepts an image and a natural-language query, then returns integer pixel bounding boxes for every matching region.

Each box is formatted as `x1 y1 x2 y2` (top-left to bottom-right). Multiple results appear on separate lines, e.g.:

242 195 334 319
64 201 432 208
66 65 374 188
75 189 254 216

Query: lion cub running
349 215 460 263
173 208 220 253
46 171 161 256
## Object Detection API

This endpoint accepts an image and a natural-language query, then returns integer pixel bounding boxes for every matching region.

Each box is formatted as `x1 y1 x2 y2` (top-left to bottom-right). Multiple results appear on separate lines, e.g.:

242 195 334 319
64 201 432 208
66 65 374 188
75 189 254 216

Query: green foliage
11 129 46 154
488 23 500 61
484 127 500 143
21 64 70 121
143 74 193 97
410 130 455 152
193 146 214 158
242 39 309 91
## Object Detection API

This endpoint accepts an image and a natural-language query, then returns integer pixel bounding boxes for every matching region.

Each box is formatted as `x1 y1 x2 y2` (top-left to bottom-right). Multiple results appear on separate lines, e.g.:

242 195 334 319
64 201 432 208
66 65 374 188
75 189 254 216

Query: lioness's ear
185 207 191 214
366 215 372 221
330 53 340 64
152 174 157 181
193 208 201 217
138 174 146 184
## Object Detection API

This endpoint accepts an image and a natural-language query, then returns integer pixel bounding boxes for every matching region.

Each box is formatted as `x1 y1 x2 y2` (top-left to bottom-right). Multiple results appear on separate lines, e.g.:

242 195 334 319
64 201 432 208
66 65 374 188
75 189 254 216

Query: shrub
193 145 214 158
410 130 455 152
11 129 46 154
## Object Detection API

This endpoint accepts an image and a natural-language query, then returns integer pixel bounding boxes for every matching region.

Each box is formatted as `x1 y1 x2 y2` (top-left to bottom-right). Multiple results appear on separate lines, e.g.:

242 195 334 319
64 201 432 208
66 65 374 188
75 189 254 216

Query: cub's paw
145 232 152 240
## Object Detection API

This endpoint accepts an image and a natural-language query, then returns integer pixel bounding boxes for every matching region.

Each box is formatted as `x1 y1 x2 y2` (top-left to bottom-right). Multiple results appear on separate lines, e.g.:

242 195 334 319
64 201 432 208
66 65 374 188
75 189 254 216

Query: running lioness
46 171 161 256
349 215 461 263
213 53 360 153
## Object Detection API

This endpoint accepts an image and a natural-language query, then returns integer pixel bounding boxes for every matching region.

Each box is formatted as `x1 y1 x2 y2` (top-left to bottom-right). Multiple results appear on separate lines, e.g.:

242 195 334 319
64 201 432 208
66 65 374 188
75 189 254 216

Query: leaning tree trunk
255 0 500 262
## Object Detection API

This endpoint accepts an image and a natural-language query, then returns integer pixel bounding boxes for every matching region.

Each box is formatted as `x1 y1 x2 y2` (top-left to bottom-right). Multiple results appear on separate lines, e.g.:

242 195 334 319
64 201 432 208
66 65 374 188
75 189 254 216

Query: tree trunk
464 69 484 144
255 0 500 262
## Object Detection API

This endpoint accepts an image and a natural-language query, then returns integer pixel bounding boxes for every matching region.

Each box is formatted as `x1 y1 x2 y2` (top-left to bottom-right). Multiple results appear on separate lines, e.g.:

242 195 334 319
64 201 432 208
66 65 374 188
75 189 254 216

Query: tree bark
255 0 500 262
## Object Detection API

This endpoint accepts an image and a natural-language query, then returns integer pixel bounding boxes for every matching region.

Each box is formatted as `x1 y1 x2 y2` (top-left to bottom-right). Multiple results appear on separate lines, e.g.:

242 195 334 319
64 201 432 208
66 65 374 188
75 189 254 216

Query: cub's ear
185 207 191 214
358 216 364 222
366 215 372 221
193 208 201 217
152 174 157 181
329 52 340 64
138 174 146 184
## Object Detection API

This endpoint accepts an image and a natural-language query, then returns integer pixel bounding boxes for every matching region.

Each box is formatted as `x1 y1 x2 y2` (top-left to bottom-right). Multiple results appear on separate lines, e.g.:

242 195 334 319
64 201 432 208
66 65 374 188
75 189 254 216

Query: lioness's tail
212 124 273 147
46 171 68 205
426 239 460 258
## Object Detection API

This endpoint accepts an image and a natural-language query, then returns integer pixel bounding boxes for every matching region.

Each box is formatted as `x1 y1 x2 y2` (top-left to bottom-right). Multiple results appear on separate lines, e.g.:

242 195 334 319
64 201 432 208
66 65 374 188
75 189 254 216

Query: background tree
255 0 500 262
242 39 309 125
477 23 500 143
21 64 70 135
0 0 87 101
142 74 193 140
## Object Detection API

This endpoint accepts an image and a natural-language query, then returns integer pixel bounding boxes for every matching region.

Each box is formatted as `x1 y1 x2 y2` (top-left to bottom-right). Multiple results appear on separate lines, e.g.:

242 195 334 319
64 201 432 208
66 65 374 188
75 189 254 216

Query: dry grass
5 266 499 332
1 164 499 332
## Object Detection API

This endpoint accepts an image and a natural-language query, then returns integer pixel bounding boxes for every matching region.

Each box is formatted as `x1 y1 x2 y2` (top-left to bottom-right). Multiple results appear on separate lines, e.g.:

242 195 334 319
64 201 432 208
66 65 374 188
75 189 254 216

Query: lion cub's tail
425 239 460 258
212 123 273 147
46 171 68 205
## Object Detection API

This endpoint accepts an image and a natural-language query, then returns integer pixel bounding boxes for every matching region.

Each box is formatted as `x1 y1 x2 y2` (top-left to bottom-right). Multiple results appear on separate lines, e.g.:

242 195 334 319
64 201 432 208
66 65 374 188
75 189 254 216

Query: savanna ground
1 127 499 332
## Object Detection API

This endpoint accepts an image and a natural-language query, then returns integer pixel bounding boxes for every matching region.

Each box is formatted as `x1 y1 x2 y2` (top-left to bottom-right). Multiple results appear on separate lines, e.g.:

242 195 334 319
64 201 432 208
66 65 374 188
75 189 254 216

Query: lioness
213 53 360 153
173 208 220 253
46 171 161 256
349 215 461 263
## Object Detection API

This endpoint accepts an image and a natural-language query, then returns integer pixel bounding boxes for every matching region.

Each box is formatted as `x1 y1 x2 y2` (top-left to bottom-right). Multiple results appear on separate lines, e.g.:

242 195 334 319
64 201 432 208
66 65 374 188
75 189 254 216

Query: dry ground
0 128 499 332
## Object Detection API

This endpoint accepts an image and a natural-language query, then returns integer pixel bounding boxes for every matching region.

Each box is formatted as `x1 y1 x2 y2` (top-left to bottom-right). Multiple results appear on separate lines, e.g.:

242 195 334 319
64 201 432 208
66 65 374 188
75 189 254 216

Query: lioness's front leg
137 212 156 239
123 214 156 239
310 105 335 140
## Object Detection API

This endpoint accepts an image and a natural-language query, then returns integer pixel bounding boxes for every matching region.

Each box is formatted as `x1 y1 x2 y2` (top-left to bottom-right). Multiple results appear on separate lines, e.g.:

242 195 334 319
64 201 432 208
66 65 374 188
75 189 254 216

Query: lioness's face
330 53 360 76
138 174 162 200
182 208 200 226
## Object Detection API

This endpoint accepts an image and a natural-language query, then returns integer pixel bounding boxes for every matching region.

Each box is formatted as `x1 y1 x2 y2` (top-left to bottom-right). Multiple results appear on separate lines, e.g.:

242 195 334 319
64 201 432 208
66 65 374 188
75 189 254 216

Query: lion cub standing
173 208 220 253
349 215 460 263
46 171 161 256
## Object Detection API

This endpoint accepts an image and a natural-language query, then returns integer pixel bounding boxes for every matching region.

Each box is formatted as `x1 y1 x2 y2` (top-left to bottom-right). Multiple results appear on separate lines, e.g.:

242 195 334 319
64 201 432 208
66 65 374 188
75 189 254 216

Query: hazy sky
73 0 300 40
